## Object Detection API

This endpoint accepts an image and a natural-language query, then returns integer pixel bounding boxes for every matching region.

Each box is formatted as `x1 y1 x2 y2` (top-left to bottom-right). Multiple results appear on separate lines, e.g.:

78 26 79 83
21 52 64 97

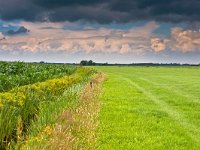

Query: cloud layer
0 21 159 54
0 21 200 54
0 0 200 23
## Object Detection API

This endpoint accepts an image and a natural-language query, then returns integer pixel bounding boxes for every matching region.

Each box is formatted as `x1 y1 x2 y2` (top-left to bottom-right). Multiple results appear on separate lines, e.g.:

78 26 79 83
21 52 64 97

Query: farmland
0 61 76 92
95 66 200 149
1 62 200 150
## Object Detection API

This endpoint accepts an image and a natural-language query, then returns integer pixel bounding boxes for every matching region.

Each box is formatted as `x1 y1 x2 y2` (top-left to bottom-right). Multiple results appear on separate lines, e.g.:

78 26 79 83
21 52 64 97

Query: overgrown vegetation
0 62 95 150
0 61 76 92
20 74 105 150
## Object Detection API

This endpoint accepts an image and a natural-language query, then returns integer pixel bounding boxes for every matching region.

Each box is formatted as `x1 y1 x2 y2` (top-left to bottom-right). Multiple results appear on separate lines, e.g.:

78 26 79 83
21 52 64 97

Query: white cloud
151 38 167 52
170 27 200 52
150 27 200 53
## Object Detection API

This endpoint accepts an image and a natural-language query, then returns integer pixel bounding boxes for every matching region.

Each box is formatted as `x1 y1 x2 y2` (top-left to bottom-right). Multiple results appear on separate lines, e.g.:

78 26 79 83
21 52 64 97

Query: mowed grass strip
96 66 200 150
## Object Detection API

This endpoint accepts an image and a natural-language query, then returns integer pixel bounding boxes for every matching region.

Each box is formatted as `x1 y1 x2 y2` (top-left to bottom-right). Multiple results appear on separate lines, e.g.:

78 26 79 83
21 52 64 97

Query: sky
0 0 200 63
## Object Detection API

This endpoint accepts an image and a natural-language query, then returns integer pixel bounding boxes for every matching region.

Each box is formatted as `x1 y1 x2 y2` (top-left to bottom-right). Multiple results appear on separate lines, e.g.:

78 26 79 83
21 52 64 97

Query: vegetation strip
22 73 106 150
0 67 95 149
18 83 84 150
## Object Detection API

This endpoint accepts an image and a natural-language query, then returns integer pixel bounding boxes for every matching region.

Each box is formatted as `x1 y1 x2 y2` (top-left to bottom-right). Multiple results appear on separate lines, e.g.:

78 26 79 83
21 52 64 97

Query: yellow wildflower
34 136 40 142
43 126 52 135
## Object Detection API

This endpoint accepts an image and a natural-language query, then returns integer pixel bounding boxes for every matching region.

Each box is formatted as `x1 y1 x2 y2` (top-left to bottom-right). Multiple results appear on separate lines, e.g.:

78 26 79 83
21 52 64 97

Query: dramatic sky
0 0 200 63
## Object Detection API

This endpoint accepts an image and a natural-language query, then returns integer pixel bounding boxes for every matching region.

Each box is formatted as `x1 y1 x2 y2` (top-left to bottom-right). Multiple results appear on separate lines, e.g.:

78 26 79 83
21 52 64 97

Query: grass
95 66 200 150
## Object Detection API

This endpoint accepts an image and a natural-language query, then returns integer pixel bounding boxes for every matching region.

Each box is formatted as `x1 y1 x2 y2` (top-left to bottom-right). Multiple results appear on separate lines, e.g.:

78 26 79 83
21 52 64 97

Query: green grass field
95 66 200 150
1 63 200 149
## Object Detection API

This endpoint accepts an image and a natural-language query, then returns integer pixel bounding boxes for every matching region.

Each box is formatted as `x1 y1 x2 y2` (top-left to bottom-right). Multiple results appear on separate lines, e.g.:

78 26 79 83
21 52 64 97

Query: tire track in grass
117 71 200 103
138 77 200 104
121 76 200 144
137 77 200 129
117 72 200 105
155 75 200 99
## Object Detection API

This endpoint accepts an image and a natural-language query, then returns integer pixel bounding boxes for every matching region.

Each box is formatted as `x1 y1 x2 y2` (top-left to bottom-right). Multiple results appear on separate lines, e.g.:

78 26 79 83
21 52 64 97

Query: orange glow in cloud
1 21 200 54
0 21 159 54
170 27 200 52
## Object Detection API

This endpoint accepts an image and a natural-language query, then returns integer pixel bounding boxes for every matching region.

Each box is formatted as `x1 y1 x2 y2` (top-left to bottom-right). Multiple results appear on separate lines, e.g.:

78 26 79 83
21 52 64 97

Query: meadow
95 66 200 150
1 62 200 150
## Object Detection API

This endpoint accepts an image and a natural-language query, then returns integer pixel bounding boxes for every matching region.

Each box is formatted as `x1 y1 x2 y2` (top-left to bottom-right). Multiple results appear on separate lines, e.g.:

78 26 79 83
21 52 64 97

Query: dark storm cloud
5 26 30 35
33 0 103 8
0 0 200 23
0 0 42 21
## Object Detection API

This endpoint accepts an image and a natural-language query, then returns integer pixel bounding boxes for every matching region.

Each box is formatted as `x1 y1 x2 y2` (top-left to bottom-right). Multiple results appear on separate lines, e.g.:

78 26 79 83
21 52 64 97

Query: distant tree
88 60 93 65
80 60 88 66
88 60 96 65
80 60 96 66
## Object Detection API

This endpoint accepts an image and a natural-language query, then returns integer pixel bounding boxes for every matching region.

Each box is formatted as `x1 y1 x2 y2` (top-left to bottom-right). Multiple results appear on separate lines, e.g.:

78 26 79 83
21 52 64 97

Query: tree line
80 60 200 66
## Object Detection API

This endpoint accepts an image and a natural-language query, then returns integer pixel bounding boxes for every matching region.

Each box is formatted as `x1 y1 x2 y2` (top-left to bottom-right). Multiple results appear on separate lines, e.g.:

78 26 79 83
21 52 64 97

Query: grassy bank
0 67 95 149
20 73 105 150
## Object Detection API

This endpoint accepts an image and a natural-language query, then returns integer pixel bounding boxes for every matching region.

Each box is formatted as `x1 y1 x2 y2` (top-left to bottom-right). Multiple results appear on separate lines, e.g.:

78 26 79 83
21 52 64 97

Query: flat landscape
96 66 200 149
0 62 200 149
1 0 200 149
